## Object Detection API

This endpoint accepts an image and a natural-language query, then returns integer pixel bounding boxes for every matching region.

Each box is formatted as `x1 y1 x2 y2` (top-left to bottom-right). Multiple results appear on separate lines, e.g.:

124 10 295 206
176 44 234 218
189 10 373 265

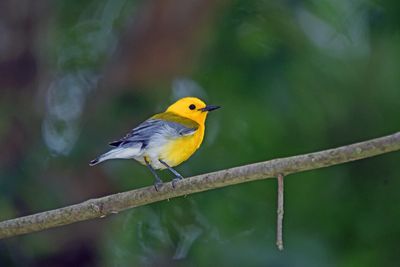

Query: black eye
189 104 196 110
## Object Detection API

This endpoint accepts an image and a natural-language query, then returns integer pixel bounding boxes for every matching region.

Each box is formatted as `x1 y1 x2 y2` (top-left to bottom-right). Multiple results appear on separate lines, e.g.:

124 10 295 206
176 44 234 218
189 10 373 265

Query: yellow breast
159 126 204 167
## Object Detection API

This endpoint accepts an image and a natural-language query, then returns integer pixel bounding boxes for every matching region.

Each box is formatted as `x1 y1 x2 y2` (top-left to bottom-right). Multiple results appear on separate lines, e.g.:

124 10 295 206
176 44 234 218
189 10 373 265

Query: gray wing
109 119 198 148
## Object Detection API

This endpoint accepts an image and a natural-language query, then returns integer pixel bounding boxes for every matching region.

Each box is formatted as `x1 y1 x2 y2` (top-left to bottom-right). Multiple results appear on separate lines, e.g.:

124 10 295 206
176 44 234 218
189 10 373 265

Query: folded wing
109 113 199 148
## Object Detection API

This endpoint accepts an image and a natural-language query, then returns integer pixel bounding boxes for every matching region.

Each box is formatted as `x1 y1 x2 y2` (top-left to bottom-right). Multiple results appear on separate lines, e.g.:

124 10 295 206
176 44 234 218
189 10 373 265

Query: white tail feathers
89 145 141 166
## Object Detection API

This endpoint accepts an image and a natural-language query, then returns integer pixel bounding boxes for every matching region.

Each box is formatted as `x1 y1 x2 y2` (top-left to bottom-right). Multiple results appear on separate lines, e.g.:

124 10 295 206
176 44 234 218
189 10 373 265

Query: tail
89 157 103 166
89 145 141 166
89 151 112 166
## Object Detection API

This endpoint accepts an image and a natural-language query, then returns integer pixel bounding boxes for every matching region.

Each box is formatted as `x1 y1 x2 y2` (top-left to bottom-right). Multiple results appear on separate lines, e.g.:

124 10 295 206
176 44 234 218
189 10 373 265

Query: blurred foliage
1 0 400 266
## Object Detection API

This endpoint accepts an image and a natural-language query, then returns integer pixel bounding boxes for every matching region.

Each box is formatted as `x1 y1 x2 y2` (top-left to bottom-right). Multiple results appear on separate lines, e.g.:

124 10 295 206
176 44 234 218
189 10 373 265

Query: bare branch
1 131 400 239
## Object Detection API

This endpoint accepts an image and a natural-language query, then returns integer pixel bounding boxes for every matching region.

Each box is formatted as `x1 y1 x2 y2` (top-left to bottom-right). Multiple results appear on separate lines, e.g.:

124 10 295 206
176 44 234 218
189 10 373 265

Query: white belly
134 133 171 170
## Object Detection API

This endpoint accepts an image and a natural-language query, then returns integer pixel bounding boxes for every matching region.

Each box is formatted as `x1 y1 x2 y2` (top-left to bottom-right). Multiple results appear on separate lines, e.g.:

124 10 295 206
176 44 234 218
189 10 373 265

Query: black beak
199 105 221 112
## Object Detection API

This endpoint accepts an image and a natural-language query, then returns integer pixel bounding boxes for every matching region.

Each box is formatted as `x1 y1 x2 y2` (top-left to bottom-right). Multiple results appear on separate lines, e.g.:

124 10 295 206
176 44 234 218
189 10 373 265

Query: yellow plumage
159 124 204 167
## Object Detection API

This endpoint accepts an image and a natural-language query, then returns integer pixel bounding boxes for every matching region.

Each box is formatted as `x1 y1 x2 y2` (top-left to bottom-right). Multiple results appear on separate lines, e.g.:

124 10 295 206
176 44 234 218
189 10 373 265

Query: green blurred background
1 0 400 266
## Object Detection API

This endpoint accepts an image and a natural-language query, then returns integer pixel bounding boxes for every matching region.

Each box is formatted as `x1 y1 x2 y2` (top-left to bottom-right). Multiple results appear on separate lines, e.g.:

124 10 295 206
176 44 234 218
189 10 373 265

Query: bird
89 97 220 190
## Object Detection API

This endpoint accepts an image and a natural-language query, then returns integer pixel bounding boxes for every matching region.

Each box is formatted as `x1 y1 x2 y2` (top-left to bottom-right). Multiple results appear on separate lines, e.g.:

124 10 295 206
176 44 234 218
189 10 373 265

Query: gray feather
109 119 198 148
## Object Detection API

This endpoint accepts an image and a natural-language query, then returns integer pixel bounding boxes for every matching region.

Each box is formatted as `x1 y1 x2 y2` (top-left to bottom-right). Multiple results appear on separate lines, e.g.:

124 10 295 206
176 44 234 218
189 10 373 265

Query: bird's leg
144 157 163 191
159 159 184 178
159 159 183 188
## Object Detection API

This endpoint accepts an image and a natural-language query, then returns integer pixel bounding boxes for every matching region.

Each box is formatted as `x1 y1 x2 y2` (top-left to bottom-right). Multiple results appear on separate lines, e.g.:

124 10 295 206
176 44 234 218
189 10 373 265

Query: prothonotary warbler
90 97 220 190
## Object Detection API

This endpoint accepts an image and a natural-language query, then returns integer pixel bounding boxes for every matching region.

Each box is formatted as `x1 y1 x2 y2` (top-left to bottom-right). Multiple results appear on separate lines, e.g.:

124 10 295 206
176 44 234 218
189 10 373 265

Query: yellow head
166 97 220 124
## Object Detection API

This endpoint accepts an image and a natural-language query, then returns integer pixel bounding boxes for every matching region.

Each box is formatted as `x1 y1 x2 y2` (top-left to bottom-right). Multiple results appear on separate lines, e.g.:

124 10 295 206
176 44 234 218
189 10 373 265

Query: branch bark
1 132 400 239
276 174 284 251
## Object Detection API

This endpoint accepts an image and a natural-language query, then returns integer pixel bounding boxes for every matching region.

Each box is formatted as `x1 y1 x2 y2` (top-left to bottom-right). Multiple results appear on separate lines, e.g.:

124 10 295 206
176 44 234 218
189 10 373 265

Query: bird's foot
172 175 184 189
154 181 164 192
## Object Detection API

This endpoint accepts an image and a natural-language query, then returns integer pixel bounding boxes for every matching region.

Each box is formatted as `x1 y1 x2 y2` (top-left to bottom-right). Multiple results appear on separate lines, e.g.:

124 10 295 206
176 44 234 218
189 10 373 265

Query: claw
172 175 184 189
154 181 164 191
172 178 180 189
